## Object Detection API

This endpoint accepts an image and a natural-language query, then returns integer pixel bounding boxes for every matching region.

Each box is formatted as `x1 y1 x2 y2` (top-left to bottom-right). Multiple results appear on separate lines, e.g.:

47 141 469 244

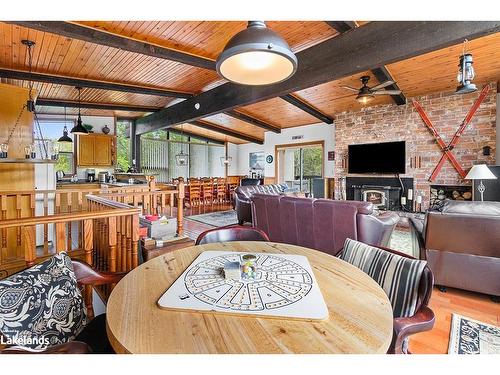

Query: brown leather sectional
250 194 399 256
410 200 500 297
234 183 289 224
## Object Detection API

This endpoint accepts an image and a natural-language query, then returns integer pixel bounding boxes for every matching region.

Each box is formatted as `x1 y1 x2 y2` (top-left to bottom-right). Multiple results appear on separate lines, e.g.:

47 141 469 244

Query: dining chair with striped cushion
340 238 435 354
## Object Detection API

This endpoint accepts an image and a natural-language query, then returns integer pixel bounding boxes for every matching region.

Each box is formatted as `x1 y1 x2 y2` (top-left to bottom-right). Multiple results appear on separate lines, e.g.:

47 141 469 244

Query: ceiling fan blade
342 86 360 92
370 80 395 90
373 89 402 95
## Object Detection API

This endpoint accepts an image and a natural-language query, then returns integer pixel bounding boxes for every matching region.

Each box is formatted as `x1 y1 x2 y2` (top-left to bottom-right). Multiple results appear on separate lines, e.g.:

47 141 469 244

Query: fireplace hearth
346 176 414 211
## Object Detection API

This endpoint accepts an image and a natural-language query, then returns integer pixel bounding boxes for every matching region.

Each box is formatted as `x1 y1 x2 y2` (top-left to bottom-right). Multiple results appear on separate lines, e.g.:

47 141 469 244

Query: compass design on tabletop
184 253 313 311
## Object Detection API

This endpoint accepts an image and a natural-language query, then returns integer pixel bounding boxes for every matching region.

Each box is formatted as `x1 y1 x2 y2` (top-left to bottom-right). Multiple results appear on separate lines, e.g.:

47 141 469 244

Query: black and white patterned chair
0 252 124 354
340 238 435 354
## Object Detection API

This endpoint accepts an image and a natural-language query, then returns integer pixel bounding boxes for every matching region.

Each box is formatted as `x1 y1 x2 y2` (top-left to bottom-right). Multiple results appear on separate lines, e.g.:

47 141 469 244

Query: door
276 143 323 194
78 135 95 166
94 136 112 166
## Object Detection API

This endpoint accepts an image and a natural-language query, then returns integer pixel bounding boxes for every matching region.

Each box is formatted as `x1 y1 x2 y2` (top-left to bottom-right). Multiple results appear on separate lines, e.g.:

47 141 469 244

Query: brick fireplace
334 84 497 209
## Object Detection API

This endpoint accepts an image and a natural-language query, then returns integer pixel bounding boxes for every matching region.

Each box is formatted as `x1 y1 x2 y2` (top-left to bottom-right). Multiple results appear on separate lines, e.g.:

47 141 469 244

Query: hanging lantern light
216 21 298 86
70 87 89 135
456 40 477 94
58 106 73 143
175 125 189 166
220 156 233 167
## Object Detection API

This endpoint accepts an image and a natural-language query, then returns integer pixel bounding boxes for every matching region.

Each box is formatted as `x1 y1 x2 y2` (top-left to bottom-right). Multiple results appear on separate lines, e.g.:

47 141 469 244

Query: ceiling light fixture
175 124 189 167
58 106 73 143
355 76 375 104
216 21 298 86
70 86 89 135
456 39 477 94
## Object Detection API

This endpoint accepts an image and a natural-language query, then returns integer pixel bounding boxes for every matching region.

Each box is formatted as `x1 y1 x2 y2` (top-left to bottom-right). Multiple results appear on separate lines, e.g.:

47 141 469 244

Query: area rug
186 210 238 227
448 314 500 354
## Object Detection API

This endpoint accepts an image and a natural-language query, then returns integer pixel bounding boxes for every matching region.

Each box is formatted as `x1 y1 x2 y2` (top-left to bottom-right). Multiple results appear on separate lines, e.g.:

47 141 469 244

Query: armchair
340 240 435 354
0 257 125 354
382 246 435 354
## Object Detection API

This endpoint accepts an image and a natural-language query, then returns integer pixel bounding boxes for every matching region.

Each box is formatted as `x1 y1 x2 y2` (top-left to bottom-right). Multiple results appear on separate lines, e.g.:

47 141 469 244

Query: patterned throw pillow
341 238 427 318
0 252 88 350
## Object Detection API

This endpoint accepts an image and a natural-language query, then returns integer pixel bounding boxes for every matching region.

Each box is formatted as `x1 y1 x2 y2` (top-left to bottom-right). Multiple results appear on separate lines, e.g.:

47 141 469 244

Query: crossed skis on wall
412 84 491 182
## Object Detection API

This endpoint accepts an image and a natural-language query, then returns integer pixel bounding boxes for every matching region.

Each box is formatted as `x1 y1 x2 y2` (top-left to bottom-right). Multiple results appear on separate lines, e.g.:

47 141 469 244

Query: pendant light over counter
70 86 89 135
216 21 298 86
58 106 73 143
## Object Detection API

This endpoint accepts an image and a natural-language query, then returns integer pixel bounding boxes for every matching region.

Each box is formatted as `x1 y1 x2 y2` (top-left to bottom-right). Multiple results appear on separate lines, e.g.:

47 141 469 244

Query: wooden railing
0 182 185 281
0 201 141 314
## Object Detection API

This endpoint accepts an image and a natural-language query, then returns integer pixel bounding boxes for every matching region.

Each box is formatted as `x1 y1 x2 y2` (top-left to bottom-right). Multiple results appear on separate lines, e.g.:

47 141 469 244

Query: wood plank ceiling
0 21 499 143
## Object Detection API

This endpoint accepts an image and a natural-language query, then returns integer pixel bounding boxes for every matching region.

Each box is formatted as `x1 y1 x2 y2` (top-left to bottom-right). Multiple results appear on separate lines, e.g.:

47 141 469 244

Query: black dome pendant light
58 106 73 143
70 86 89 135
216 21 298 86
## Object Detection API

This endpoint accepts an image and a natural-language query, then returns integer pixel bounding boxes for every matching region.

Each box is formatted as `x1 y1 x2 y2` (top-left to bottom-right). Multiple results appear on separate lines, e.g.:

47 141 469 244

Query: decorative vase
102 125 110 134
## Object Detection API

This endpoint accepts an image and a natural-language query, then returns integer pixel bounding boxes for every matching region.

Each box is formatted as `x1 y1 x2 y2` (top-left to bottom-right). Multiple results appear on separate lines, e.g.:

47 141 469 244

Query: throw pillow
341 238 427 318
0 252 88 350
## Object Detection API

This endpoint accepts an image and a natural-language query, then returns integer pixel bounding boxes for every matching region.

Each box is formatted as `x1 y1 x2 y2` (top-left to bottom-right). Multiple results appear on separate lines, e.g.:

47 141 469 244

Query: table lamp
464 164 497 201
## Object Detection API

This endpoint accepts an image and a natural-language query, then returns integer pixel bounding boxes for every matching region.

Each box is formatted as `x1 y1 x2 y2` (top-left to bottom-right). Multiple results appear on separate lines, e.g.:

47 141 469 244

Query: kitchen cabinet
77 134 114 167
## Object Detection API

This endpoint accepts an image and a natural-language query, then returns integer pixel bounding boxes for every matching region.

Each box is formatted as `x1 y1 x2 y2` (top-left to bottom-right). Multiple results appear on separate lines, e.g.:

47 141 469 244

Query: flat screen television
348 141 406 174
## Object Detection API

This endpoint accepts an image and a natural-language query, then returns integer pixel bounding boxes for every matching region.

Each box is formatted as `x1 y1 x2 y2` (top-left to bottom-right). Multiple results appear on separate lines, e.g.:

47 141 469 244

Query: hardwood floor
179 203 500 354
410 287 500 354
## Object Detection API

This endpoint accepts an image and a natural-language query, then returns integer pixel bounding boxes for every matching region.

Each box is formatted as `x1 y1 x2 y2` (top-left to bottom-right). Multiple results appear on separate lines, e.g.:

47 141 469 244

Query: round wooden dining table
106 241 393 354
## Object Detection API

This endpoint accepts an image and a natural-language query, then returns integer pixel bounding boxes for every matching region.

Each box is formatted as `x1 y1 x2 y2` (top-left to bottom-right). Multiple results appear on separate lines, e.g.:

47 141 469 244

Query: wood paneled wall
0 83 34 191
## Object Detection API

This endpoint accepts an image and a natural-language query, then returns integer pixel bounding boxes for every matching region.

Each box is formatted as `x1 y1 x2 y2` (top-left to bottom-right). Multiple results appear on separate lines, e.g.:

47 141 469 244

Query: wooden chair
201 180 214 205
215 178 227 204
228 182 238 204
187 180 201 207
196 225 270 245
0 258 124 354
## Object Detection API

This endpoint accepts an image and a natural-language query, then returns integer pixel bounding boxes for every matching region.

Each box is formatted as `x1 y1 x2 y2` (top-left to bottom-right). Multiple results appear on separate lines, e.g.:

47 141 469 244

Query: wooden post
177 178 185 236
131 214 139 269
169 192 174 217
83 219 93 266
55 222 66 253
22 225 36 268
108 217 117 273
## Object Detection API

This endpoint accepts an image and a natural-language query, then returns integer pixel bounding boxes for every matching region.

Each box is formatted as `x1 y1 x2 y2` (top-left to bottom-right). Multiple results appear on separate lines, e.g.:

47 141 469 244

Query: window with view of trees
36 120 75 174
116 121 226 182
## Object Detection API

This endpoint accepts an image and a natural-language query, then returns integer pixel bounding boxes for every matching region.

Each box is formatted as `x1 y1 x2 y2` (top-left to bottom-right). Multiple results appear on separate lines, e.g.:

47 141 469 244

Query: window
36 120 75 174
140 132 225 182
116 120 131 172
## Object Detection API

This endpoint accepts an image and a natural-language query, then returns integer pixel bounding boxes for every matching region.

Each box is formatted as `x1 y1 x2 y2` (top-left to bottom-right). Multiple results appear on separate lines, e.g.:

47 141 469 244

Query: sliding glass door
277 143 323 194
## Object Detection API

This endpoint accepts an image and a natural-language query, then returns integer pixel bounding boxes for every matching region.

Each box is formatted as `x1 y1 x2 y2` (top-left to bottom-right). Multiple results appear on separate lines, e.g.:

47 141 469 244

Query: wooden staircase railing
0 182 185 281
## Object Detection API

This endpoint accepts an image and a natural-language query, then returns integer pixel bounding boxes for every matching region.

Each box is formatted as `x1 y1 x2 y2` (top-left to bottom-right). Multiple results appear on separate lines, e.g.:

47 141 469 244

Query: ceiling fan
342 76 402 104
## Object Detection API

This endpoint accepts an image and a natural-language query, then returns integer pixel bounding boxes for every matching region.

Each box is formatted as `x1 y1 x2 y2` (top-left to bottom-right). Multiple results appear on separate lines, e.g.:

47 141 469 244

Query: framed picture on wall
249 152 264 170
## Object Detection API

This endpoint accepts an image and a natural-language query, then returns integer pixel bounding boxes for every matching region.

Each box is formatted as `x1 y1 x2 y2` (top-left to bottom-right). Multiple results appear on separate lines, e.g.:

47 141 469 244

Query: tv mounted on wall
348 141 406 174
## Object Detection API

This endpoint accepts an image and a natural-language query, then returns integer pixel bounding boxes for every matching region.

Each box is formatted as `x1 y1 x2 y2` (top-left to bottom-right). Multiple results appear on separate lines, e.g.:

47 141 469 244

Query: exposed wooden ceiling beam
8 21 215 71
136 22 500 135
324 21 358 33
279 94 334 124
324 21 407 105
36 98 161 113
169 128 225 145
370 66 407 105
0 68 192 99
223 110 281 133
189 120 264 144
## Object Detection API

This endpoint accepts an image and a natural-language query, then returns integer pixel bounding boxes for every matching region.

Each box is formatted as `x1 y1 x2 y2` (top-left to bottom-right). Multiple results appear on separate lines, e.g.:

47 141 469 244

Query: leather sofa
234 183 290 224
250 194 399 256
410 200 500 298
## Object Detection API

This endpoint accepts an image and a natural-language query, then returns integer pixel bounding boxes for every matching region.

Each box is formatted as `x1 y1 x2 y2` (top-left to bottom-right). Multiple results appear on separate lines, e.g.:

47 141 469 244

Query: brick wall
334 83 497 209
